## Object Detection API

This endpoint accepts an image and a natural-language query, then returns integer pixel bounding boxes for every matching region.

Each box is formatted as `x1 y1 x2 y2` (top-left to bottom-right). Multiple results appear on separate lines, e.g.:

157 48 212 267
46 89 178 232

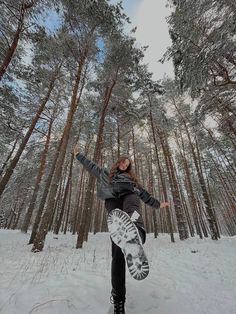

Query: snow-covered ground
0 230 236 314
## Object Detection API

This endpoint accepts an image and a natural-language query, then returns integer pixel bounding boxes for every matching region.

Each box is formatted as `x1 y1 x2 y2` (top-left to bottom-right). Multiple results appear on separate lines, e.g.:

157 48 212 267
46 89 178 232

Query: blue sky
118 0 143 14
40 9 61 32
111 0 174 80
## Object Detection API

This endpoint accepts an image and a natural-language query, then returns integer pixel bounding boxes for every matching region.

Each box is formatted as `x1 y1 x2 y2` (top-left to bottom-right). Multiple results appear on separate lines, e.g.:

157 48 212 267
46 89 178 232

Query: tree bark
176 130 203 238
21 115 54 233
76 74 118 249
173 100 219 240
0 3 33 80
0 66 61 197
32 55 86 252
63 180 72 234
146 146 159 238
28 138 63 244
54 154 74 234
12 200 24 229
0 137 18 177
157 127 188 240
148 94 174 241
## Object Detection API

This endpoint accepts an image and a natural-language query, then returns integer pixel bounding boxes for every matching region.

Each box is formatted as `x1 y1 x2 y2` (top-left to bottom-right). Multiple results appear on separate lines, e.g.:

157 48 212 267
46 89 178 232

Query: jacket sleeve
134 186 160 209
76 153 102 179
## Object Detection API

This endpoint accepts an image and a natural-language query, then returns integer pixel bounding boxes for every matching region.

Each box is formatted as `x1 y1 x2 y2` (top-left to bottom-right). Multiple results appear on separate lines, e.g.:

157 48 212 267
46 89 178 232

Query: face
118 159 130 171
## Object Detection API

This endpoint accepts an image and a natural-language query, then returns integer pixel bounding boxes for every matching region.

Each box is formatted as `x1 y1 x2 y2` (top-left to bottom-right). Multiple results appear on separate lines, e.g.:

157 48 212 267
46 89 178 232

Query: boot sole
107 208 149 280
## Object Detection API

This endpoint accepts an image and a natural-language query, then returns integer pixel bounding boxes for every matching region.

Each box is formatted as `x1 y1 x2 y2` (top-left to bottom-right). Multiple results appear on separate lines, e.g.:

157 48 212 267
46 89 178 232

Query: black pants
105 193 146 301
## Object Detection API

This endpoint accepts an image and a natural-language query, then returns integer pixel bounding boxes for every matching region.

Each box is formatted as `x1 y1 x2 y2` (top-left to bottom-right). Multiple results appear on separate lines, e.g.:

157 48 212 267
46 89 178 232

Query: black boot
113 299 125 314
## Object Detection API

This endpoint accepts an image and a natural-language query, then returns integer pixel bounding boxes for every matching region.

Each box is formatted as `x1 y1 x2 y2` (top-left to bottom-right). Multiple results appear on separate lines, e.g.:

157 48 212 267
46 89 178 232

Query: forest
0 0 236 253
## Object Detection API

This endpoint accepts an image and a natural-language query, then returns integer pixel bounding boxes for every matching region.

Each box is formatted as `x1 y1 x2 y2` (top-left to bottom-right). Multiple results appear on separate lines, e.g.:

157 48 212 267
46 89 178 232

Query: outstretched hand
73 143 80 157
160 201 169 209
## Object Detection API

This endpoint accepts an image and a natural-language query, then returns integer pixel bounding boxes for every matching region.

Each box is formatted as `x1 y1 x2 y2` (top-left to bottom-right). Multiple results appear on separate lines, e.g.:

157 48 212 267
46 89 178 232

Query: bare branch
0 29 11 48
2 2 21 21
33 128 47 137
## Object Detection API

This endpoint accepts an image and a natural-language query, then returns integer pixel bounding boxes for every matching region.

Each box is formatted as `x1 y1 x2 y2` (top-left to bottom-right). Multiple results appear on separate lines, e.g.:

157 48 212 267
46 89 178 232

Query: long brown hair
109 156 140 185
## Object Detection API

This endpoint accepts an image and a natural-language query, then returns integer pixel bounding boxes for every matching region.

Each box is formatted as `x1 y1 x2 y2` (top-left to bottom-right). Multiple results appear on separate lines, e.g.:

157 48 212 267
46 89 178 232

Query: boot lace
114 300 125 314
110 295 125 314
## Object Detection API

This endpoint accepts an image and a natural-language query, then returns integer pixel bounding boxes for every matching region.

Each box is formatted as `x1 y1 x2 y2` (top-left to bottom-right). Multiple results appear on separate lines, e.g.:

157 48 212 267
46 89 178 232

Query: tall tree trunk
7 200 18 229
63 180 72 234
28 138 63 244
194 135 220 239
157 127 188 240
21 115 54 233
0 137 18 177
54 154 74 234
109 132 116 164
131 126 139 176
50 173 66 232
117 118 121 159
72 167 85 235
176 131 203 238
146 146 159 238
12 200 24 229
139 155 151 233
93 199 102 234
196 197 209 238
76 74 118 249
179 184 194 236
32 56 86 252
148 95 174 242
72 135 92 234
0 66 61 197
202 124 236 178
173 101 219 240
0 2 34 80
217 169 236 218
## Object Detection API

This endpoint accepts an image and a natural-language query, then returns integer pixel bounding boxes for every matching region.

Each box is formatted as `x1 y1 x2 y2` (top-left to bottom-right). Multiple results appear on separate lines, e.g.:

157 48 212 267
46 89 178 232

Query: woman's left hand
160 201 169 208
73 143 80 156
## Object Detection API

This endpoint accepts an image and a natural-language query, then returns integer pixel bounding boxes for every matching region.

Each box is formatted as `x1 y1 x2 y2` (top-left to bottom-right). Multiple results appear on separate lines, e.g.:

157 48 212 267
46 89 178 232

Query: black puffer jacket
76 153 160 209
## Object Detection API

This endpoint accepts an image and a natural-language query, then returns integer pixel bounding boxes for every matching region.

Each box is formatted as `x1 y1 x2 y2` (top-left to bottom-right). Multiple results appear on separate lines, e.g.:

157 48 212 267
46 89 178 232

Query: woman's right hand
73 143 80 156
160 201 169 208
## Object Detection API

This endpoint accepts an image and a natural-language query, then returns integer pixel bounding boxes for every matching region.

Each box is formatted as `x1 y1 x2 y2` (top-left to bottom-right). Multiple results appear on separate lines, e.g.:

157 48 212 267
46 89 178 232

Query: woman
73 145 168 314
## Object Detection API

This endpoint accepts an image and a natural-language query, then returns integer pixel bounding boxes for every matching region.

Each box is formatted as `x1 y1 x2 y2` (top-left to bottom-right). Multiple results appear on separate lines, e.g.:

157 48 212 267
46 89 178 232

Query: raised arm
136 186 160 209
135 186 169 209
73 145 102 179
